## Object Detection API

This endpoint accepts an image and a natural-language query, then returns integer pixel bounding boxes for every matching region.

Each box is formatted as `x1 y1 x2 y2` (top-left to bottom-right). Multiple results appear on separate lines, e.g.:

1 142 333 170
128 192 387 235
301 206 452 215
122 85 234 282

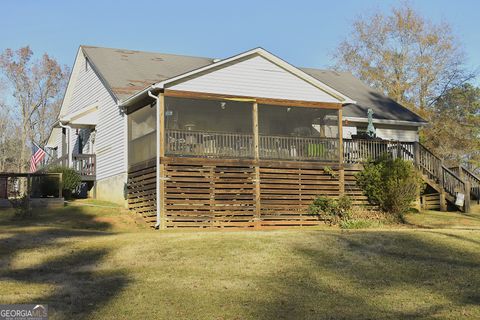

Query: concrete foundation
95 173 127 207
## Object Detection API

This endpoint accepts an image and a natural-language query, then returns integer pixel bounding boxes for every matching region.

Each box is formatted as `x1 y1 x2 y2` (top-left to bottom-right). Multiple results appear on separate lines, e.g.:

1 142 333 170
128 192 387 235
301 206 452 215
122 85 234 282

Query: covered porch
45 104 97 181
128 91 344 165
127 90 347 229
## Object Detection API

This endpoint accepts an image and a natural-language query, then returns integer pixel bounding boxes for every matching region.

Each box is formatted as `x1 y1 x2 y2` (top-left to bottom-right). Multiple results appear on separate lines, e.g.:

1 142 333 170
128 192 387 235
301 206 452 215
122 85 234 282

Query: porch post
68 126 73 168
338 107 345 195
158 92 166 229
253 102 261 228
464 180 471 214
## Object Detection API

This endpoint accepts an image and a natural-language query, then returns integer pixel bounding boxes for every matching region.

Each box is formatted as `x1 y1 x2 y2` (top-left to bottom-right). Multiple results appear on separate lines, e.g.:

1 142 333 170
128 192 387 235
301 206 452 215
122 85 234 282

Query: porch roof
60 103 98 128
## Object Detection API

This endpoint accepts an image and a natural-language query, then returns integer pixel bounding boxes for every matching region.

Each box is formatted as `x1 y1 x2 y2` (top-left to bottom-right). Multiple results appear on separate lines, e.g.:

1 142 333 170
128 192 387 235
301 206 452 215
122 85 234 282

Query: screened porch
128 96 342 166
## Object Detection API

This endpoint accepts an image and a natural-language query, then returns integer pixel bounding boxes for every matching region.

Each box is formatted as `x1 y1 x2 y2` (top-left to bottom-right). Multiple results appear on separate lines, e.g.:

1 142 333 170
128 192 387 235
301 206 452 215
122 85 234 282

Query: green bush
47 166 82 199
356 156 424 220
309 195 352 225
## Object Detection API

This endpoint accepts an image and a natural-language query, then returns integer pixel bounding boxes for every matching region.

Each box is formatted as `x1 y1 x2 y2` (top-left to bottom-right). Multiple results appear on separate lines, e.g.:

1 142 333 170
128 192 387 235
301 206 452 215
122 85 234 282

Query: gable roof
81 46 214 101
153 48 355 104
76 45 426 124
301 68 426 124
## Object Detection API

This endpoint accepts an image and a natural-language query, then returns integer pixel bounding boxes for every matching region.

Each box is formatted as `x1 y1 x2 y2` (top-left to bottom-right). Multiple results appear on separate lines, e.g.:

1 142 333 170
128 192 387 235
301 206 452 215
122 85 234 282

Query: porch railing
166 129 254 158
259 134 339 161
343 139 414 163
40 154 96 179
165 129 340 161
72 154 96 178
47 154 69 167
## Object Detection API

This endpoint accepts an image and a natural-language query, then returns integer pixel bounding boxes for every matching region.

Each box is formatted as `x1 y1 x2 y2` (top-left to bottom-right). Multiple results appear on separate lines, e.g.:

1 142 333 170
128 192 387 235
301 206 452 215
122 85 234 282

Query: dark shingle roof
81 46 214 101
300 68 426 123
81 45 425 123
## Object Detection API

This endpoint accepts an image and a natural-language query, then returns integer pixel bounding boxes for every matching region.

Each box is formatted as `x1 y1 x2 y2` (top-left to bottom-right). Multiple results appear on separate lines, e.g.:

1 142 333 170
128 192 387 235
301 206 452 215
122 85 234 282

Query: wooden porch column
158 92 166 229
338 108 345 195
58 173 63 199
253 102 261 228
464 180 471 213
457 167 471 213
413 142 420 168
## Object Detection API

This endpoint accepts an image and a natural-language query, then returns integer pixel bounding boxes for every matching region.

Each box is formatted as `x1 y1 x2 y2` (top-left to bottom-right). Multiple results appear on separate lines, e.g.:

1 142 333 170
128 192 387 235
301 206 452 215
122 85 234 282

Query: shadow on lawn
0 205 112 230
0 207 130 319
252 231 480 320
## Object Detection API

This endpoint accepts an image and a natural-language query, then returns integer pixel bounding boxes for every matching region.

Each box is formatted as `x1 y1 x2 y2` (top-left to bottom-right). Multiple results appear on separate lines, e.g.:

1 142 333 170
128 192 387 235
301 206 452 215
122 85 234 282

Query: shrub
47 166 81 199
356 156 424 220
309 195 352 225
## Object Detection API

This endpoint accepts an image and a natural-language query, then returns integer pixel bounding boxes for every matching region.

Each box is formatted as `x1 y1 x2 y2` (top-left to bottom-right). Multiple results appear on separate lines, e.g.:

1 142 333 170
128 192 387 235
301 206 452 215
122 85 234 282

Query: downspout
58 121 72 168
148 90 161 229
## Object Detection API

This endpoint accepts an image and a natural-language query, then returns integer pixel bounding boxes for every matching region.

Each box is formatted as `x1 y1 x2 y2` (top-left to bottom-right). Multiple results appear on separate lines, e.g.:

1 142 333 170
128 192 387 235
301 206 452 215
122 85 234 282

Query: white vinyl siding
64 53 126 180
343 122 419 142
376 127 418 142
46 128 63 160
55 128 63 156
69 58 106 114
169 55 341 103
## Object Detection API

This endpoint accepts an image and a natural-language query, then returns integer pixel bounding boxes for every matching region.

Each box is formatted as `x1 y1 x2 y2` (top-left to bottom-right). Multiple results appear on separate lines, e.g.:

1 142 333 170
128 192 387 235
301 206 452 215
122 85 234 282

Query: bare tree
0 47 68 172
333 3 474 111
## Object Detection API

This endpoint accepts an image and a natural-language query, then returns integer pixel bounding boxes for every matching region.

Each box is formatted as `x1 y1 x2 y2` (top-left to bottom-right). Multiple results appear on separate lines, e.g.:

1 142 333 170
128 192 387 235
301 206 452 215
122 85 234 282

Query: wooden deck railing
47 154 69 167
165 129 340 161
442 166 466 199
40 153 96 180
342 139 414 163
259 135 339 161
72 154 96 178
166 129 254 158
451 166 480 202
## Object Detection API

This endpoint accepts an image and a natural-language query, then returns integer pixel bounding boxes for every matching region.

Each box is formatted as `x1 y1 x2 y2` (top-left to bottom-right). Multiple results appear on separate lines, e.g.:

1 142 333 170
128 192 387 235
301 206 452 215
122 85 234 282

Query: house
46 45 476 228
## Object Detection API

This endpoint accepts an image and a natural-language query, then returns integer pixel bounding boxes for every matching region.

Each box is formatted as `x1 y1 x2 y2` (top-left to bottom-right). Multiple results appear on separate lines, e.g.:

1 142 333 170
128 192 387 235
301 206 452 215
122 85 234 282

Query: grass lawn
1 201 480 319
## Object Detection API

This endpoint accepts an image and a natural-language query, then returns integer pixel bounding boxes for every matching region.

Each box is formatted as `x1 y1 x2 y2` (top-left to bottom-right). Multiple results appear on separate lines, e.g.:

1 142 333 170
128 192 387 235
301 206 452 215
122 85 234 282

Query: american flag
30 143 46 173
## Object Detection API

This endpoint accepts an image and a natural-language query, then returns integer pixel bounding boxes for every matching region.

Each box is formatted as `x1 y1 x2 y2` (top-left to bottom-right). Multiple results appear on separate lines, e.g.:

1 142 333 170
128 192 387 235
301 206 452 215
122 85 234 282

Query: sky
0 0 479 82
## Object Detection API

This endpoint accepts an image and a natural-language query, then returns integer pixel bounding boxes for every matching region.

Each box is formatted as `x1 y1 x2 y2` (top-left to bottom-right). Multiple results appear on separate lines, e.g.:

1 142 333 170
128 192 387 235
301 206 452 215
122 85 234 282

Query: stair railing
343 139 470 212
415 143 470 212
454 166 480 203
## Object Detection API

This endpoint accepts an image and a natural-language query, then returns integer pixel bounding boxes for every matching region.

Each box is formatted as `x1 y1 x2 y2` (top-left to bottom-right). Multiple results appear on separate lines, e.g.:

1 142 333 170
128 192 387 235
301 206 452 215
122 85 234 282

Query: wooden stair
412 143 471 212
449 166 480 203
337 139 472 213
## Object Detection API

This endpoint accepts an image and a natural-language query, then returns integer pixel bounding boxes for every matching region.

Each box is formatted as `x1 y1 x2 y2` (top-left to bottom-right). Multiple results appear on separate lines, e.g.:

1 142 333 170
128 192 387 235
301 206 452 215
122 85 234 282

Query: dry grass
1 201 480 319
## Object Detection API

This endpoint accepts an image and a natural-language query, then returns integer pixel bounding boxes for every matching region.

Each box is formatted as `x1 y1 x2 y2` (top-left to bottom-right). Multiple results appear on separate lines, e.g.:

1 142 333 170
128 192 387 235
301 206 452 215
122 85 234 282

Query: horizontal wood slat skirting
128 157 371 229
421 193 441 210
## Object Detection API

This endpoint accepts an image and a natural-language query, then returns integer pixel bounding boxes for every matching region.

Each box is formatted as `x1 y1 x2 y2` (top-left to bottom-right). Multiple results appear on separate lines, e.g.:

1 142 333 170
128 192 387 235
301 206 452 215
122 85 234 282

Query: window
128 104 156 165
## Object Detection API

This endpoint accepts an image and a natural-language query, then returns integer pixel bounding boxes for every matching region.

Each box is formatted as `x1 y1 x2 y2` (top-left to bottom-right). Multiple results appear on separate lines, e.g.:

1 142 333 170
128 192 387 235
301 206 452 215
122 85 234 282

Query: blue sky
0 0 478 82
